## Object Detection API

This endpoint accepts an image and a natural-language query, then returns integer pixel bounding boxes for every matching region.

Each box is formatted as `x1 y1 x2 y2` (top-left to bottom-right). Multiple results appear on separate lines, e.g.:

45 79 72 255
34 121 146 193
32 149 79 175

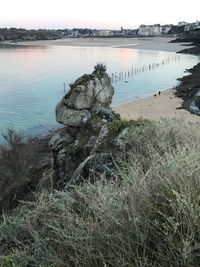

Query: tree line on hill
0 28 66 42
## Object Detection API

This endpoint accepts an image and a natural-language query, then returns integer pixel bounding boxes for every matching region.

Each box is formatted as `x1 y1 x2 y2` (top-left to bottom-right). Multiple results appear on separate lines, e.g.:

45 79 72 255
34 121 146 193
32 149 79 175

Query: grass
109 118 152 135
0 119 200 266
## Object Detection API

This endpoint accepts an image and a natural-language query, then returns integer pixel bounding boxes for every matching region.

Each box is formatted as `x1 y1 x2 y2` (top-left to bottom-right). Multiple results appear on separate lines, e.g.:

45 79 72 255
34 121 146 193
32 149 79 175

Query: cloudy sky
1 0 199 29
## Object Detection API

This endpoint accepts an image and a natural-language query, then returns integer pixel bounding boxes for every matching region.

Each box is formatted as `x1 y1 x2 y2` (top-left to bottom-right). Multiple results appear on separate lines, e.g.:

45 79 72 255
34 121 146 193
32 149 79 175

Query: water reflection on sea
0 45 199 138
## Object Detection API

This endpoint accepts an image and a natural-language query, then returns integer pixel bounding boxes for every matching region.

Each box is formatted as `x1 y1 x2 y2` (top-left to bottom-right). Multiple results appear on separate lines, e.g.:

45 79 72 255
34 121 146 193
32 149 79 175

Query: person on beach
154 94 156 98
158 91 161 96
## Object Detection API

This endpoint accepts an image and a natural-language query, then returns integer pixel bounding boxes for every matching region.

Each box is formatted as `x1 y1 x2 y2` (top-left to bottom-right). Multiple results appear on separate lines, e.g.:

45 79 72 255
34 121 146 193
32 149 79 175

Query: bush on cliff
0 119 200 266
0 128 51 211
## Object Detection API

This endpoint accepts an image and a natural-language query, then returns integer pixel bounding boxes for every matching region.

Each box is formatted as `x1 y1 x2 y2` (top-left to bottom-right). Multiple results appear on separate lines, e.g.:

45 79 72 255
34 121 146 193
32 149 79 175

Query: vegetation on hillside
0 28 63 42
0 129 51 211
0 119 200 266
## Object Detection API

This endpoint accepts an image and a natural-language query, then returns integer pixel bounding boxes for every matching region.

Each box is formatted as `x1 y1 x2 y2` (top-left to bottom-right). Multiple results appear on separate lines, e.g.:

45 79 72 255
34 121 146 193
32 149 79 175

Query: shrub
94 63 106 72
109 118 152 134
0 129 40 210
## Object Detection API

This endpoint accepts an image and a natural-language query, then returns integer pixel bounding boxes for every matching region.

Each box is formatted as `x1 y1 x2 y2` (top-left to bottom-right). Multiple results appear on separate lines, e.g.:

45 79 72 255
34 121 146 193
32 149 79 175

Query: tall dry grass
0 119 200 266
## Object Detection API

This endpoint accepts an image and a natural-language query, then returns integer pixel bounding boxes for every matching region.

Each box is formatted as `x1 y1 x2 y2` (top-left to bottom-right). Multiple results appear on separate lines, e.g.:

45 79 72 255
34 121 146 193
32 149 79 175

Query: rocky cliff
175 63 200 115
49 64 127 188
174 35 200 115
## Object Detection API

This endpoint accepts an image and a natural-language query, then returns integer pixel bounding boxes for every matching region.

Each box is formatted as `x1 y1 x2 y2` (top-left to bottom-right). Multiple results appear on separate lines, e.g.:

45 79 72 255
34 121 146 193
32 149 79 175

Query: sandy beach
114 89 200 122
19 37 193 52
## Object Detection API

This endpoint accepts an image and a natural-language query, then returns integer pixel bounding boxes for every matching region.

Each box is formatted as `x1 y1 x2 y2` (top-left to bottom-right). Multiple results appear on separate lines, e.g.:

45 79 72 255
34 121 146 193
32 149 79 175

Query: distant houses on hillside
138 24 163 36
0 21 200 42
54 21 200 38
67 28 138 38
137 21 200 37
184 21 200 32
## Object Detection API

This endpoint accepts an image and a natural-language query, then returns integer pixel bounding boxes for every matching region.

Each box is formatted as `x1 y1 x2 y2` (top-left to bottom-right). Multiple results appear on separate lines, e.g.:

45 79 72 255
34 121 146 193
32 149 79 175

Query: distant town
0 21 200 42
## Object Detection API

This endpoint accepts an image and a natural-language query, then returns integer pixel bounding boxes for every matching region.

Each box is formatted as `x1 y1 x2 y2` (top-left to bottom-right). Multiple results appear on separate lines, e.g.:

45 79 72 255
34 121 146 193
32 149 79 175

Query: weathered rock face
175 63 200 115
186 88 200 115
50 64 121 188
56 64 114 127
56 105 91 127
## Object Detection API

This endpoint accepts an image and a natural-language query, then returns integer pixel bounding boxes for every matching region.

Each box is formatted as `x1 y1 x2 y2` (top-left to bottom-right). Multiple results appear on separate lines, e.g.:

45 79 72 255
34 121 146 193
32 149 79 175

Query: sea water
0 45 199 138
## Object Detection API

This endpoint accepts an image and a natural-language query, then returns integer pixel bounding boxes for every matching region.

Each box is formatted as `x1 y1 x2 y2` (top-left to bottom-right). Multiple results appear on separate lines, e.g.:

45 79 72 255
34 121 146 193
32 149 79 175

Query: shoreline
114 38 200 121
1 37 194 53
114 88 200 122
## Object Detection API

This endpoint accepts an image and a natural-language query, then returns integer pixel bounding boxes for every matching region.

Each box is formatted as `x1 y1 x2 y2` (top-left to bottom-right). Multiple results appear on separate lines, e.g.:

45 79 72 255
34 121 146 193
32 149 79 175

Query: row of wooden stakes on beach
110 55 181 83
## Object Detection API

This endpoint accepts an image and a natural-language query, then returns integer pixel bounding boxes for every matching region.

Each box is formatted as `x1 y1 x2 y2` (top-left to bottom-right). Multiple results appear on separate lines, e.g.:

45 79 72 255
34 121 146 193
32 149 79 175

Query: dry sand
114 89 200 122
19 37 193 52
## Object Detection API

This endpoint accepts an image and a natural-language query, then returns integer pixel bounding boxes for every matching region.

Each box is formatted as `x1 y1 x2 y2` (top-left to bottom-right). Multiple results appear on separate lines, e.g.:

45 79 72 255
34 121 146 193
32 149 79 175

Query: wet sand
114 89 200 122
19 37 193 52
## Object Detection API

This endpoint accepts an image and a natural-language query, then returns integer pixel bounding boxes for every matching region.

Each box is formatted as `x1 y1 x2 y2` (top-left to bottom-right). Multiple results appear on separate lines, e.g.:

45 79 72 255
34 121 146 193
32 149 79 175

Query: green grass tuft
109 118 152 134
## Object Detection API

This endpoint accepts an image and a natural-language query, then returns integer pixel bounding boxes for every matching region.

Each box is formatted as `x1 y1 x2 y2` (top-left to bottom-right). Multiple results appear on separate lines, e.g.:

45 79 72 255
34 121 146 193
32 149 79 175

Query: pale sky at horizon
1 0 200 29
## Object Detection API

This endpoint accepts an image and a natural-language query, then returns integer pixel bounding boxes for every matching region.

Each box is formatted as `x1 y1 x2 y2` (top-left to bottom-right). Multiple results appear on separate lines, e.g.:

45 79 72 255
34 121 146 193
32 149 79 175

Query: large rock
50 64 122 188
56 64 114 127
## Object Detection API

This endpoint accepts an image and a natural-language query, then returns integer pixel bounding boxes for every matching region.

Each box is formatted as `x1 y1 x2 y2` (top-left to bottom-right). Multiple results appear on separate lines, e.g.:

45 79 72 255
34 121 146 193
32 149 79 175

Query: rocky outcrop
50 64 122 188
186 89 200 115
56 63 114 127
175 63 200 114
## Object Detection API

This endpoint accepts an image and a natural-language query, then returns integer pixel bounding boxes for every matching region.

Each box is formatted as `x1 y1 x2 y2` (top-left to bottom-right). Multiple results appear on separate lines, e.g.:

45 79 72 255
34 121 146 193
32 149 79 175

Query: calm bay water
0 45 199 138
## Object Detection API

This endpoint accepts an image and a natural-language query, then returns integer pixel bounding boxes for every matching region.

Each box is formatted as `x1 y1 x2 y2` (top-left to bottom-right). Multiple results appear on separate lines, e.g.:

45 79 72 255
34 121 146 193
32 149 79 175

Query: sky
0 0 200 29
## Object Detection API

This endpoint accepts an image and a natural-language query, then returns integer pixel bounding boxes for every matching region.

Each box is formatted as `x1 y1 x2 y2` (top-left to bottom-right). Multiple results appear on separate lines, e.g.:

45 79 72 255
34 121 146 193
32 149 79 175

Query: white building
98 30 111 37
178 21 187 26
138 24 162 36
